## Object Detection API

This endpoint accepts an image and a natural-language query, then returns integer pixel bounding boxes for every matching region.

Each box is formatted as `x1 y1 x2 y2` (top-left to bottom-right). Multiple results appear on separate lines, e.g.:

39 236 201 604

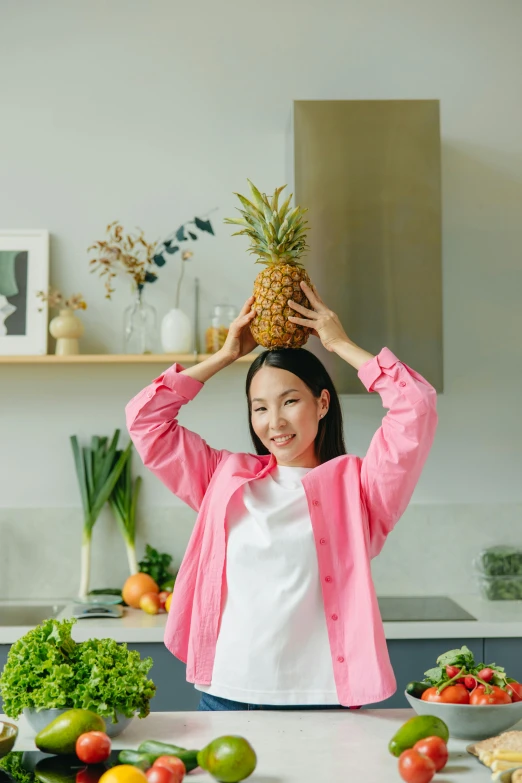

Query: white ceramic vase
49 308 84 355
161 308 193 353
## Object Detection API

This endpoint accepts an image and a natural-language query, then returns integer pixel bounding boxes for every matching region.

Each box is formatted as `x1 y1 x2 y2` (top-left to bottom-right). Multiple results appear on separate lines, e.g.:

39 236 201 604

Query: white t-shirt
196 465 338 705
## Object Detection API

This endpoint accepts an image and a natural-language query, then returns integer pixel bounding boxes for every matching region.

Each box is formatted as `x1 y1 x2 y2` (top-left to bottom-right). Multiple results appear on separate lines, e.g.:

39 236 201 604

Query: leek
108 448 142 576
70 431 131 598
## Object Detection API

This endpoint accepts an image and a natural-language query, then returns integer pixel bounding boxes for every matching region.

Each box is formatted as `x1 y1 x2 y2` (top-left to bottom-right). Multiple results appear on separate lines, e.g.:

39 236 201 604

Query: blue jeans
197 692 360 711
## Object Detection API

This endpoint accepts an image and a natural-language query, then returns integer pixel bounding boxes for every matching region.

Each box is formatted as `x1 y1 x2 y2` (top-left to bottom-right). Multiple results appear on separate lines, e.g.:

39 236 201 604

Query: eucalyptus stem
175 260 185 309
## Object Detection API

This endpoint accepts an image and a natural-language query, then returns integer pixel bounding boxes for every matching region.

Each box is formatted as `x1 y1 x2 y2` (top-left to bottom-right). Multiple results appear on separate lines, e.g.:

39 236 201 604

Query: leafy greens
0 619 155 721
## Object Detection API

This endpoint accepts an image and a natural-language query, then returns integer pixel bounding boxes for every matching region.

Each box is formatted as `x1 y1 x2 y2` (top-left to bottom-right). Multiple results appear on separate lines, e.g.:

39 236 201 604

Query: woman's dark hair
245 348 346 464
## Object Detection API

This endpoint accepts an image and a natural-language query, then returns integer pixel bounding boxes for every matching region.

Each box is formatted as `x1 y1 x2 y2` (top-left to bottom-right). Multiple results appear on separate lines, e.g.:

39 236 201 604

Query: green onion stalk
108 448 142 576
70 431 132 598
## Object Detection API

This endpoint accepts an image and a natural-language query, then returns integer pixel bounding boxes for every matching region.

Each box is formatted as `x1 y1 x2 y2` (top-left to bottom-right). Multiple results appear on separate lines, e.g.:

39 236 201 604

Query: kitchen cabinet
127 644 201 712
3 638 522 713
484 639 522 684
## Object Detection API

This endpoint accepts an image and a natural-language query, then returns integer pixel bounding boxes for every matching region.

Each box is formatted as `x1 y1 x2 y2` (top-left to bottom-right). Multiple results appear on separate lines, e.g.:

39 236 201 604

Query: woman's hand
288 282 351 353
219 296 258 362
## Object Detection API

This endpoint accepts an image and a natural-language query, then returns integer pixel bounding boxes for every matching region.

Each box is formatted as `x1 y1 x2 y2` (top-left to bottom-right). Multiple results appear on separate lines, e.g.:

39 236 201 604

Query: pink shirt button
337 656 345 663
331 614 338 621
325 576 332 583
399 381 406 387
312 499 320 506
320 538 327 545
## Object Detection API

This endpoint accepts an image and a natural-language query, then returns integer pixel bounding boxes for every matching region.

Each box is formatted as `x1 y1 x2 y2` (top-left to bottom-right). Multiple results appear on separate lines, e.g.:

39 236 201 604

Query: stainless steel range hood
291 100 443 394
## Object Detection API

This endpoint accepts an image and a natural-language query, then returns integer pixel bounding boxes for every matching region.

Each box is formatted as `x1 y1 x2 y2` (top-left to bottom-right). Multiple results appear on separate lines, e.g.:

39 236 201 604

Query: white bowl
405 692 522 740
23 708 134 738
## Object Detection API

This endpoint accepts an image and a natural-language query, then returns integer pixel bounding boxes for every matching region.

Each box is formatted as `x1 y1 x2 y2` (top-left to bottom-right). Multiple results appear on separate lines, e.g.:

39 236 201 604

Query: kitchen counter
0 709 503 782
0 594 521 644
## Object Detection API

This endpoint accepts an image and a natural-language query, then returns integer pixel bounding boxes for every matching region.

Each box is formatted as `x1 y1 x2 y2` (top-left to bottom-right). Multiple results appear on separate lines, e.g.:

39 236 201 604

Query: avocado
35 709 105 755
389 715 449 757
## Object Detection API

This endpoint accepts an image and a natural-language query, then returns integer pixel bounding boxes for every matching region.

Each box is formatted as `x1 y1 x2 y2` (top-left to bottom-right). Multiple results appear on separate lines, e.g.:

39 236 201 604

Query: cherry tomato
76 732 111 764
413 736 448 772
152 757 185 783
470 685 512 705
398 749 436 783
421 684 470 704
477 668 495 682
445 665 461 679
506 682 522 702
146 768 176 783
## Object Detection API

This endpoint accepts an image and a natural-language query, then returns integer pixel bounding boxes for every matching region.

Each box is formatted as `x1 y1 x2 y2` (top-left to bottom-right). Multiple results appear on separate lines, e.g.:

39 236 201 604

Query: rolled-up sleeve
358 348 438 558
125 364 229 511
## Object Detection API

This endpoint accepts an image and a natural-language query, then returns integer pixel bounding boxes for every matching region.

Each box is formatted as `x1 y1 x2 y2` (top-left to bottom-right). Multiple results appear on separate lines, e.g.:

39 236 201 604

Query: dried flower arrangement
36 288 87 312
88 216 215 302
88 222 157 299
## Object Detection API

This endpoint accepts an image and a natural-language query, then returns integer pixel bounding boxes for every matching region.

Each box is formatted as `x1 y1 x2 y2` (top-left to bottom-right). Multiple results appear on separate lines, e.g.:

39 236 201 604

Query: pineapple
224 179 313 349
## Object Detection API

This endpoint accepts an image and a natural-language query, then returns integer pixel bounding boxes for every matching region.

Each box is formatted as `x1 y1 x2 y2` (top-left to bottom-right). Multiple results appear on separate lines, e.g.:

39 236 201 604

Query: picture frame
0 230 49 355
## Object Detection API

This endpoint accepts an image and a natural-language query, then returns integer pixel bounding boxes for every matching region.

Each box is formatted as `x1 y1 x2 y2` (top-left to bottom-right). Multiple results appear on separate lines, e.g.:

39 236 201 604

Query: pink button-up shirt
125 347 438 706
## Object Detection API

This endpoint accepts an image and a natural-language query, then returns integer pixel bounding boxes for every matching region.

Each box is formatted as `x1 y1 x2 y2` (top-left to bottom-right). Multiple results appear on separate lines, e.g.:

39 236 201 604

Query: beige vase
49 308 85 355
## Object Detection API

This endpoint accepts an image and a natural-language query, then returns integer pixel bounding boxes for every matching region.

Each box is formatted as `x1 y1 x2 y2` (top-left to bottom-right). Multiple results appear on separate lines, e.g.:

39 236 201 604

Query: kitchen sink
0 604 65 626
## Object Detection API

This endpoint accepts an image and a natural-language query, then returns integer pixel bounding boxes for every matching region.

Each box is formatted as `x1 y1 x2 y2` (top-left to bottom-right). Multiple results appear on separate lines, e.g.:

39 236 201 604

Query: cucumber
136 742 200 773
118 750 157 770
137 740 186 756
405 681 431 699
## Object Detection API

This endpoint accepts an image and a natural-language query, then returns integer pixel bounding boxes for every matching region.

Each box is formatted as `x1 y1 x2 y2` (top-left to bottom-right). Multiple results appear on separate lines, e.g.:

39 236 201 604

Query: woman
126 282 438 711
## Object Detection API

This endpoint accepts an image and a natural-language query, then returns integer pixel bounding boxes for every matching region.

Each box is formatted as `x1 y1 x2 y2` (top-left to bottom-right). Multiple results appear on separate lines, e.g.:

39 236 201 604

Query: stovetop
377 596 476 622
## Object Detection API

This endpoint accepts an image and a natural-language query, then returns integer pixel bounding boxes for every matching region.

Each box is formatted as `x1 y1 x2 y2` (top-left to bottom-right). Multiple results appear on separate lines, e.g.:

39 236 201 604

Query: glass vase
123 289 158 354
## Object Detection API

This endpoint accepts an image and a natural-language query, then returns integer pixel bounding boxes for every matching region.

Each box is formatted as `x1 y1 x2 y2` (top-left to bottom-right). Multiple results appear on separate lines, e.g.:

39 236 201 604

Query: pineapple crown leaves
224 179 310 265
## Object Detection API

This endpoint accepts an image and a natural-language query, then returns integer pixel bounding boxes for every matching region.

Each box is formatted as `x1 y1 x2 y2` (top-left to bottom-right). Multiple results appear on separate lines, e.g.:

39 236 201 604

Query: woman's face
249 366 329 468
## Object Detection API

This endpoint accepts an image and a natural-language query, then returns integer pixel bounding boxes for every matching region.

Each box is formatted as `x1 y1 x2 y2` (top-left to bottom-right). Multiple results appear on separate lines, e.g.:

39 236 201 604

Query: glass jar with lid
205 304 238 354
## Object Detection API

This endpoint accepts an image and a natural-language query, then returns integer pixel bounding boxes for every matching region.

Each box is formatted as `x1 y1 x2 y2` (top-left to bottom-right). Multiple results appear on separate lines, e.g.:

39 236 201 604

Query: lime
197 735 257 782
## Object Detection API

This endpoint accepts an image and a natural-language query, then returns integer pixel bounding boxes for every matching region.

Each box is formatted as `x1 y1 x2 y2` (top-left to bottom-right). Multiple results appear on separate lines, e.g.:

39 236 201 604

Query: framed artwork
0 230 49 355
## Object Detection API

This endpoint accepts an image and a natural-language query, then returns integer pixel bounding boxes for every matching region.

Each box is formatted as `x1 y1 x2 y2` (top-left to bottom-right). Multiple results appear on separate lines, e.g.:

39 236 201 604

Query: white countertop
0 709 498 782
0 594 521 645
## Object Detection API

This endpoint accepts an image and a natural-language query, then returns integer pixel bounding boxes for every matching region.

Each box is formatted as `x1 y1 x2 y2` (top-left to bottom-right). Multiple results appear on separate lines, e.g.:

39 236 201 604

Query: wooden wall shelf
0 353 258 365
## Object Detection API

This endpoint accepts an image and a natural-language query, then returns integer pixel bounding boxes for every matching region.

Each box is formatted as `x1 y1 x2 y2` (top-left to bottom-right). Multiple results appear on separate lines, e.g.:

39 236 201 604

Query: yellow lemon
99 764 148 783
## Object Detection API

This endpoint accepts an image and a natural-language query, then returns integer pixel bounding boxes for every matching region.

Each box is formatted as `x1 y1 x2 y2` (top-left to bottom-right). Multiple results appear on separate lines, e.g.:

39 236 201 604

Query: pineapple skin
251 262 312 349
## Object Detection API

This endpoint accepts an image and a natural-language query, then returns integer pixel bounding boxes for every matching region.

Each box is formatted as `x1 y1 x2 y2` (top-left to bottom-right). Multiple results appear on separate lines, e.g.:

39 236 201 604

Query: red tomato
75 732 111 764
152 757 185 783
421 684 470 704
398 749 436 783
146 768 176 783
506 682 522 703
413 736 448 772
470 685 512 705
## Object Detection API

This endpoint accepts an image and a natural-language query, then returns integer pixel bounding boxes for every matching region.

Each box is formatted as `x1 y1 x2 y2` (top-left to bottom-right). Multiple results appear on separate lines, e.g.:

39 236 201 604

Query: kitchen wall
1 0 522 599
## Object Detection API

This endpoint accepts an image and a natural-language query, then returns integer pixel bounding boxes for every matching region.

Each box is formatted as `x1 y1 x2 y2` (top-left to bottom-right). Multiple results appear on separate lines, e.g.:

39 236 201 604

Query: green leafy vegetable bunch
0 619 155 721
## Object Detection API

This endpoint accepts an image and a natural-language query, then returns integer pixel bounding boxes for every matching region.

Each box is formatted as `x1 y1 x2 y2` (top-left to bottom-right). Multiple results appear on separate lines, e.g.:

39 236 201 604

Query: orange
99 765 148 783
122 573 159 608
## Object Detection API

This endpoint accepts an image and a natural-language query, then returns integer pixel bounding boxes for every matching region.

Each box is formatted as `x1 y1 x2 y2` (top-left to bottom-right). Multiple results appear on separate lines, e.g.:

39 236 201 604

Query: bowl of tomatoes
404 645 522 739
405 685 522 740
